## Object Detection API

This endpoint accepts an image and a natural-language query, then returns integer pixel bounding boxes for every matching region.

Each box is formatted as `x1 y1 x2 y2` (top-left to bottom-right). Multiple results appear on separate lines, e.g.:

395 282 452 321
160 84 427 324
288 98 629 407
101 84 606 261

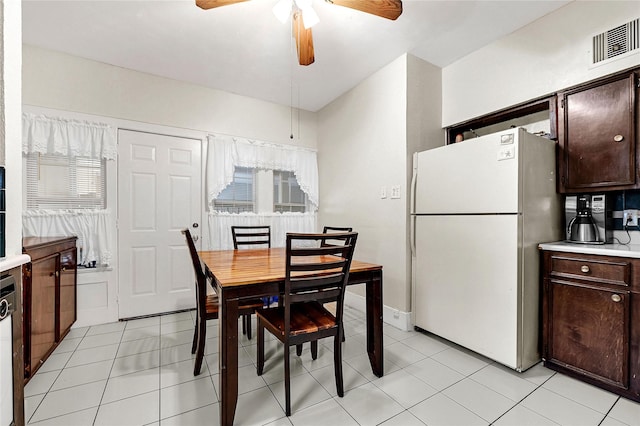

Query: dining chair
231 225 273 330
256 231 358 416
231 225 271 249
321 226 353 246
182 229 263 376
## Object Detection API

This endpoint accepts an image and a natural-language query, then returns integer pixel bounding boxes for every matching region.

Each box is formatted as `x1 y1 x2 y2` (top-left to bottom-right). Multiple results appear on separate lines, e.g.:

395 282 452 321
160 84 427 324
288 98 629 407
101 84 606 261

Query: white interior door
118 129 202 319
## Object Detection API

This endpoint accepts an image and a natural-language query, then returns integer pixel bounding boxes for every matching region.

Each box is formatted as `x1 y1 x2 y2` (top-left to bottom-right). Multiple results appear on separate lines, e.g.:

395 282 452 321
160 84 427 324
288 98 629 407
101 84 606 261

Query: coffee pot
566 195 602 244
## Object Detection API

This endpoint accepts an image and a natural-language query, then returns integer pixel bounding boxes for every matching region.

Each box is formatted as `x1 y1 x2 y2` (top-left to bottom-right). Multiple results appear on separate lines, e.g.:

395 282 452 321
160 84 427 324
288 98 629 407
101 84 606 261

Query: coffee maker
565 194 613 244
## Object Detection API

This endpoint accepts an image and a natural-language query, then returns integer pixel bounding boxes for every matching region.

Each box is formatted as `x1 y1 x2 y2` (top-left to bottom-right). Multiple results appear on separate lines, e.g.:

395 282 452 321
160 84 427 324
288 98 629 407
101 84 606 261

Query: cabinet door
28 255 57 377
548 279 629 389
559 73 637 192
58 248 77 341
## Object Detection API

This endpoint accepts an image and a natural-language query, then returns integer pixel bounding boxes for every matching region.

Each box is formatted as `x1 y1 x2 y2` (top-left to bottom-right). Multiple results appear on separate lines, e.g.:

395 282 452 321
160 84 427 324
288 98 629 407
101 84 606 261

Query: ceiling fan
195 0 403 66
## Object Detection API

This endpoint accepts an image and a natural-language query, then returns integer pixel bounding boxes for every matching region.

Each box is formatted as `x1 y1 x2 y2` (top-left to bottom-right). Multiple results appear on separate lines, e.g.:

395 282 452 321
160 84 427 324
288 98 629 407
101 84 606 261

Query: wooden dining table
199 247 384 426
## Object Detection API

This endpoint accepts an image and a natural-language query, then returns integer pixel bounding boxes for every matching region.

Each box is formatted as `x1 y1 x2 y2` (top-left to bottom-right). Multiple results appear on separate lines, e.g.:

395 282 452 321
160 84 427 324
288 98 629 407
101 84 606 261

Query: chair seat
204 294 264 320
257 301 337 337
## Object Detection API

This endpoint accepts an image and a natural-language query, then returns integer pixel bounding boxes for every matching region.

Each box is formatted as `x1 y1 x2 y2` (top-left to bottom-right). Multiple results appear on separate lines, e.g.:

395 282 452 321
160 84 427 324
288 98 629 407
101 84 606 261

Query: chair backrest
231 225 271 249
321 226 353 247
284 232 358 334
182 229 207 319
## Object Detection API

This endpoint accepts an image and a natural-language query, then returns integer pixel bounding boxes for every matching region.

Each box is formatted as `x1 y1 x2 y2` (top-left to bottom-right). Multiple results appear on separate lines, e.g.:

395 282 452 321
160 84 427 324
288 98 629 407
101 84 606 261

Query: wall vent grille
592 18 639 64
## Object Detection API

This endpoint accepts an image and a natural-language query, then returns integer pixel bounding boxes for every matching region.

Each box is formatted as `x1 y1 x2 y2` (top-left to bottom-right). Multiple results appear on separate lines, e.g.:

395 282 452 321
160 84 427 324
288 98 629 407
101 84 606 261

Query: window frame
212 167 309 214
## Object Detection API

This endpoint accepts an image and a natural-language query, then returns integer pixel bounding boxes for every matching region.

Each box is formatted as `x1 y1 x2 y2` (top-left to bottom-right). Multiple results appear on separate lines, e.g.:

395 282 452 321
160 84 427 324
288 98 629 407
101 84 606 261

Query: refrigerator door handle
410 152 418 256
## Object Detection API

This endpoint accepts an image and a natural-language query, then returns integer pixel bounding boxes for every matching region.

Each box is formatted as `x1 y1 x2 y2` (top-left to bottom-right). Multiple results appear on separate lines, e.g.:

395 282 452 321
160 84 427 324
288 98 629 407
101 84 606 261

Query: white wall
443 1 640 126
406 55 444 312
318 55 408 314
23 45 317 148
318 54 442 323
22 45 319 326
1 0 22 258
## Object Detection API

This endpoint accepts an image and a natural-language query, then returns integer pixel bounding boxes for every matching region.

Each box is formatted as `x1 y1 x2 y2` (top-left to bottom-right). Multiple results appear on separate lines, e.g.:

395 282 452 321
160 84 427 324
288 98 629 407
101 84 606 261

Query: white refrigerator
410 128 561 371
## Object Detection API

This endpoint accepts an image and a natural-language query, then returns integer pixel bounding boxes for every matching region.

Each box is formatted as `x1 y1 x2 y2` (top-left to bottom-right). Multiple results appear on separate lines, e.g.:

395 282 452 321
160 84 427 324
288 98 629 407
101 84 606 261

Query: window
212 167 308 213
25 153 106 209
274 170 307 213
213 167 256 213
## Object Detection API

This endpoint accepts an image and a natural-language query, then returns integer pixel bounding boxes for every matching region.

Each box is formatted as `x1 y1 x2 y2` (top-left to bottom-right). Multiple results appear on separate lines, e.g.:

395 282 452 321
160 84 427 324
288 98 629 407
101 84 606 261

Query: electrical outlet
624 209 638 227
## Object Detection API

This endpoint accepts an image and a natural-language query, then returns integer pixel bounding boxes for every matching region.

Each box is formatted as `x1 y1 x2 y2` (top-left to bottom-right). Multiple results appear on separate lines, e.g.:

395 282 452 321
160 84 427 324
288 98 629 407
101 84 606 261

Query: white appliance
410 128 561 371
0 275 15 426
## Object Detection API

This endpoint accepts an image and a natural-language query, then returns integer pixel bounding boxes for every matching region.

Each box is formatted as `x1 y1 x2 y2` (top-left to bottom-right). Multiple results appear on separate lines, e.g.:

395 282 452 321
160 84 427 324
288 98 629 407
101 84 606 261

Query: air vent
592 18 639 64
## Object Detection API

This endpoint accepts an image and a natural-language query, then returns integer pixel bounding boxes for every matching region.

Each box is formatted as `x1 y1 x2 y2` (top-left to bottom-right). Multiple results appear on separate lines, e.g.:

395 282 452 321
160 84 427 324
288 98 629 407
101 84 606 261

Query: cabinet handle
614 134 624 142
580 265 590 273
611 294 622 303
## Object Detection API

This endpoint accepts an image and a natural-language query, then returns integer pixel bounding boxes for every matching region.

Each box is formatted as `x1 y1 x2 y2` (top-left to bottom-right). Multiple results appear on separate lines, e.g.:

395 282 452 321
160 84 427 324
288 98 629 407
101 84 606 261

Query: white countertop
539 241 640 258
0 254 31 273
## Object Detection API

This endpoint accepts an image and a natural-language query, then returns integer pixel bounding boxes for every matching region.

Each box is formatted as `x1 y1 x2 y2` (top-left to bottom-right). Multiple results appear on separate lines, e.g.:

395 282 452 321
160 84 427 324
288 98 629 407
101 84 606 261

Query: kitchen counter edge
0 254 32 273
538 241 640 258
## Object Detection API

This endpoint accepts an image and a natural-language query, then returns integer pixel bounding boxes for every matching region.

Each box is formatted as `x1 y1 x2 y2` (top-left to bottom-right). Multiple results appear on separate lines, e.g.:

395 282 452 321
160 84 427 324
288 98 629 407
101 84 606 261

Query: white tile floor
24 306 640 426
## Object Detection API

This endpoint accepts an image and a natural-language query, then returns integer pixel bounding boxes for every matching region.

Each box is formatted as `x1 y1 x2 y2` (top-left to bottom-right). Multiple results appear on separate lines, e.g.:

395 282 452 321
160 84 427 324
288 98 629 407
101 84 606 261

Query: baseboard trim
344 291 412 332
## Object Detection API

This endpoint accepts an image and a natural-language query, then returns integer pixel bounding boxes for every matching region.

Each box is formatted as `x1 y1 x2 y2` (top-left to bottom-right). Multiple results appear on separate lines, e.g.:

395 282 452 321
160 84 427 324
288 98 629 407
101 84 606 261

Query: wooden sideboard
22 236 77 381
541 249 640 402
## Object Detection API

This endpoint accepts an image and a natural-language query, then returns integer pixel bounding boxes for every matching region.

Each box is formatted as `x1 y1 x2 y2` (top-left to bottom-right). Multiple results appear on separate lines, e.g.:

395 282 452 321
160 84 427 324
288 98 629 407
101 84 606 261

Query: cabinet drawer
550 255 630 287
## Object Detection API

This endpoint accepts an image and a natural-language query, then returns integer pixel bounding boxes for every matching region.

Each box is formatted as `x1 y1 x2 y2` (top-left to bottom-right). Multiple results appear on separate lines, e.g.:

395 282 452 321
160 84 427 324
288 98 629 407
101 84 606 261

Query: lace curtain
22 113 117 160
23 210 114 266
205 134 319 248
22 113 116 266
207 212 318 250
206 133 319 209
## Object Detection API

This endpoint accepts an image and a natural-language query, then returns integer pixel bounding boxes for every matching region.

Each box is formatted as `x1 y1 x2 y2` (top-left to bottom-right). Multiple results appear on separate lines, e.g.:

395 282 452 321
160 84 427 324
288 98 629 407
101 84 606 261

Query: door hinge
560 99 565 109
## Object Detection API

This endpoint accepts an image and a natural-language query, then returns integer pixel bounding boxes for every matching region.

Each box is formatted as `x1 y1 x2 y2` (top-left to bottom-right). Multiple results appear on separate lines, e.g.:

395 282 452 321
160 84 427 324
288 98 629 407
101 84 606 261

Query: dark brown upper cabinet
558 71 638 193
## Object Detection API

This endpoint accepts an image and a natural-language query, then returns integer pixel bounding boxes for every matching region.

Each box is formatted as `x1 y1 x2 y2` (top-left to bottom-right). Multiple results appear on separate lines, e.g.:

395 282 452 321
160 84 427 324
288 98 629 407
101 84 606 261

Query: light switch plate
390 185 401 199
380 186 387 199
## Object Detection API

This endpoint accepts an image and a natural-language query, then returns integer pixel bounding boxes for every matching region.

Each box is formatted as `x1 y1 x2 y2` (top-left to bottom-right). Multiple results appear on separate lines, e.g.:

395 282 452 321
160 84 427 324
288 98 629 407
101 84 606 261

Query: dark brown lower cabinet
23 236 77 381
542 250 640 402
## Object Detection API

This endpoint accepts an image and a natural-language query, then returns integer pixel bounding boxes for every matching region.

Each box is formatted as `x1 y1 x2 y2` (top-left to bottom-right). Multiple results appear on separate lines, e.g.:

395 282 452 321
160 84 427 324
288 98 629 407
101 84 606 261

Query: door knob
192 223 199 228
611 294 622 303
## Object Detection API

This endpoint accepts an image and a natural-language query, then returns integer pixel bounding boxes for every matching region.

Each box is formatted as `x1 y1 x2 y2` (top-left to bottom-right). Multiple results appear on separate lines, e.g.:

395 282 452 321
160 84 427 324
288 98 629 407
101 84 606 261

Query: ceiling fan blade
326 0 402 20
293 12 315 66
196 0 250 10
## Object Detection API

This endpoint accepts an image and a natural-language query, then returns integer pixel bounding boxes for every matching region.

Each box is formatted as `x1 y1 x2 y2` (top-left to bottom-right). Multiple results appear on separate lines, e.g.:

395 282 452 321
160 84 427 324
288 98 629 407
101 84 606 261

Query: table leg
219 293 239 426
366 269 384 377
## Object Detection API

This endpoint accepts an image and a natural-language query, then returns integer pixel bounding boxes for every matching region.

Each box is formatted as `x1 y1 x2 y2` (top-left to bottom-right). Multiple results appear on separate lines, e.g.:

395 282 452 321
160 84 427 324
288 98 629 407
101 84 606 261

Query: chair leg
193 320 207 376
311 340 318 360
191 317 199 354
242 315 247 335
245 314 252 340
284 345 291 416
296 344 303 356
334 332 344 397
257 318 265 376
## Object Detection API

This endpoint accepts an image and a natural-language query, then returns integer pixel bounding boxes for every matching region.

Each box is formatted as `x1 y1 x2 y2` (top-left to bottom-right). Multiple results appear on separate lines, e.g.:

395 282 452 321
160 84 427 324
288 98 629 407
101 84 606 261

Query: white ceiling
22 0 571 112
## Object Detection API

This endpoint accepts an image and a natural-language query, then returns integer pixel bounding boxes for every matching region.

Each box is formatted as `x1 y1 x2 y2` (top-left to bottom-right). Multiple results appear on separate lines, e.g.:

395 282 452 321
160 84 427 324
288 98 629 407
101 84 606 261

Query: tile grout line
26 327 91 425
91 322 126 425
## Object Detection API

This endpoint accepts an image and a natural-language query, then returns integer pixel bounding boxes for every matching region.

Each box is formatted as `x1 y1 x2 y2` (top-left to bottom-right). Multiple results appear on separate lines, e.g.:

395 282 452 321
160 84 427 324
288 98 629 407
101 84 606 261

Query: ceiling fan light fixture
301 6 319 29
273 0 293 23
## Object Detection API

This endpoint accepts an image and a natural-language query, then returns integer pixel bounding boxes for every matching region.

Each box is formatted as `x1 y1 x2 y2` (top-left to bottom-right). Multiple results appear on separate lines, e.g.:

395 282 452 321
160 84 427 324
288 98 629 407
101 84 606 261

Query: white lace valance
206 134 319 208
22 113 117 160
